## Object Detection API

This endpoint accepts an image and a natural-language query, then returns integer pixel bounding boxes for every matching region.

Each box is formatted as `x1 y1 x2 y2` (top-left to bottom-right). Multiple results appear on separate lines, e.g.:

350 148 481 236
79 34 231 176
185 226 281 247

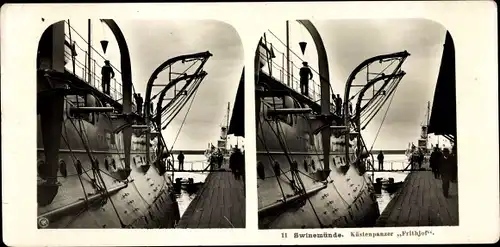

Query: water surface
371 154 410 213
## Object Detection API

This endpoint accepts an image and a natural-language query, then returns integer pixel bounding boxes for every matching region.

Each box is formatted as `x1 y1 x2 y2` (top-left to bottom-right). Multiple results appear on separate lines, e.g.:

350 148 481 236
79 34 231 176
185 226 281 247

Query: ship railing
166 159 212 172
258 45 322 102
366 159 413 172
63 20 138 110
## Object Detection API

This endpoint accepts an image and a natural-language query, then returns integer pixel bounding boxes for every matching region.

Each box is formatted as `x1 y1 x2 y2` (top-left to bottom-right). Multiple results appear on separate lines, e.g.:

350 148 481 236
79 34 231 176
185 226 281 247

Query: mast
226 102 230 131
426 101 430 151
426 101 431 126
286 21 290 87
87 19 92 84
226 102 230 151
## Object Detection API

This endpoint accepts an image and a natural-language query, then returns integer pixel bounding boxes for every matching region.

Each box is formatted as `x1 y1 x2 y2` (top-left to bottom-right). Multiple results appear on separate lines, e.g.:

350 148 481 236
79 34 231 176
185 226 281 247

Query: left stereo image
36 19 245 229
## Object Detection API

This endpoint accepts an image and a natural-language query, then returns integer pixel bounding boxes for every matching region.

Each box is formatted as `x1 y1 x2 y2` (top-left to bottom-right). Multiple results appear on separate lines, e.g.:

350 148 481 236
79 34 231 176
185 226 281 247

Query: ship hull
256 97 380 229
37 109 180 228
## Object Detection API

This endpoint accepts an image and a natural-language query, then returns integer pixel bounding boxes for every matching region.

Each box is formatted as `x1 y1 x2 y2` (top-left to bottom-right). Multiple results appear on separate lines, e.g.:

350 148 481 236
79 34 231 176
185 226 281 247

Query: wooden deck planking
376 171 458 227
176 162 246 228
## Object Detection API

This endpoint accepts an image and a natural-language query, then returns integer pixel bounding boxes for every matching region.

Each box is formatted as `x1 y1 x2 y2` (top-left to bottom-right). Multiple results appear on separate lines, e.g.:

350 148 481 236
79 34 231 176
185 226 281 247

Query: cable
168 81 200 151
367 82 399 152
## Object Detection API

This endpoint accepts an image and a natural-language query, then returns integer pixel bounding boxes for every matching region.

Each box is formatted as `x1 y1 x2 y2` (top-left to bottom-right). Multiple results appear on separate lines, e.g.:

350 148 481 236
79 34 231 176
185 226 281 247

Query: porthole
257 161 265 180
104 158 110 170
37 159 46 178
311 159 316 170
59 159 67 177
76 160 83 175
111 159 116 170
273 161 280 176
303 160 308 172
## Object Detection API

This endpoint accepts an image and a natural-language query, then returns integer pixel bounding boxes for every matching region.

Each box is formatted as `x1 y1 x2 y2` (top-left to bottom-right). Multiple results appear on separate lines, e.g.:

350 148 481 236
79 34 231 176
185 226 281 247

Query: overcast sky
263 19 450 150
65 19 244 150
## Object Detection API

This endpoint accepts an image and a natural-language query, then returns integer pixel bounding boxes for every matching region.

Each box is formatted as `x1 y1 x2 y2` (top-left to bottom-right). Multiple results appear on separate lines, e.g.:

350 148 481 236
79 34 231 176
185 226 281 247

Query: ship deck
175 161 246 228
375 170 459 227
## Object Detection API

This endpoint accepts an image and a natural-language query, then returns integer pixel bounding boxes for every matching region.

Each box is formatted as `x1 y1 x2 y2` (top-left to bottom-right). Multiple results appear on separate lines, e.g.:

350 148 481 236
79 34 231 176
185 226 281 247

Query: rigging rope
367 82 399 152
169 81 200 151
258 84 325 227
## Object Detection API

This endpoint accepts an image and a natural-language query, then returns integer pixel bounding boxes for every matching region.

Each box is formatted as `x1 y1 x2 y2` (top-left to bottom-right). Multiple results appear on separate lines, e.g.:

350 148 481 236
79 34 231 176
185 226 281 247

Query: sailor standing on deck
209 153 216 171
229 147 244 180
335 94 343 117
177 151 185 171
417 148 424 169
430 146 442 179
439 148 453 198
299 62 313 97
134 93 144 116
451 145 458 183
101 60 115 95
217 150 224 169
377 151 385 171
331 94 337 112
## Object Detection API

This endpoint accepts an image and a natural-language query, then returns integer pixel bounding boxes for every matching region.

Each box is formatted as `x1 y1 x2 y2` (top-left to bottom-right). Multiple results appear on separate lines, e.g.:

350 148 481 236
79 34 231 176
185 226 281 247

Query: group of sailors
409 148 426 170
206 147 245 181
429 145 458 198
299 62 352 117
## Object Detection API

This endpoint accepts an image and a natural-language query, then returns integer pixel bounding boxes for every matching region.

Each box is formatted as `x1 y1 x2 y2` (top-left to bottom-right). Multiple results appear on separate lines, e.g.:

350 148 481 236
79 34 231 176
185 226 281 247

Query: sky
262 19 451 150
63 19 244 150
56 18 452 152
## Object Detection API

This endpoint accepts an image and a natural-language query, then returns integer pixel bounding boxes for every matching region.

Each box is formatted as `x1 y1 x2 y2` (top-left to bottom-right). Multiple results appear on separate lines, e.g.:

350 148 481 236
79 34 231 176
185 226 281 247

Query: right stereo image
254 19 458 229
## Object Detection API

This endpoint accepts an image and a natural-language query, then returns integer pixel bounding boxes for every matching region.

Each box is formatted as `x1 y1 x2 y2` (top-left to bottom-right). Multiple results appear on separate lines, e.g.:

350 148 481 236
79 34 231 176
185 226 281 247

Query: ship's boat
255 20 410 229
36 19 212 228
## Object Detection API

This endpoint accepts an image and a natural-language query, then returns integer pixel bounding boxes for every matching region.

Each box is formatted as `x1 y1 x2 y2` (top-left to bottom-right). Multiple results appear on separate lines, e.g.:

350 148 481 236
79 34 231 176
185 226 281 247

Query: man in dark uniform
229 147 244 180
335 94 343 117
217 150 224 169
430 146 442 178
377 151 385 171
134 93 144 116
177 151 185 171
299 62 313 97
417 148 424 169
451 145 458 183
439 148 453 198
101 60 115 95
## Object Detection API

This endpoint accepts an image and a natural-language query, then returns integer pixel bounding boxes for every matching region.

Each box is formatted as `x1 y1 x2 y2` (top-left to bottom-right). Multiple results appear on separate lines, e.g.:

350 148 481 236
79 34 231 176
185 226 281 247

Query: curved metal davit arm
353 72 407 123
100 19 133 171
296 20 332 171
156 72 208 129
143 51 212 166
344 50 410 106
155 73 204 125
343 50 410 165
144 51 212 118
